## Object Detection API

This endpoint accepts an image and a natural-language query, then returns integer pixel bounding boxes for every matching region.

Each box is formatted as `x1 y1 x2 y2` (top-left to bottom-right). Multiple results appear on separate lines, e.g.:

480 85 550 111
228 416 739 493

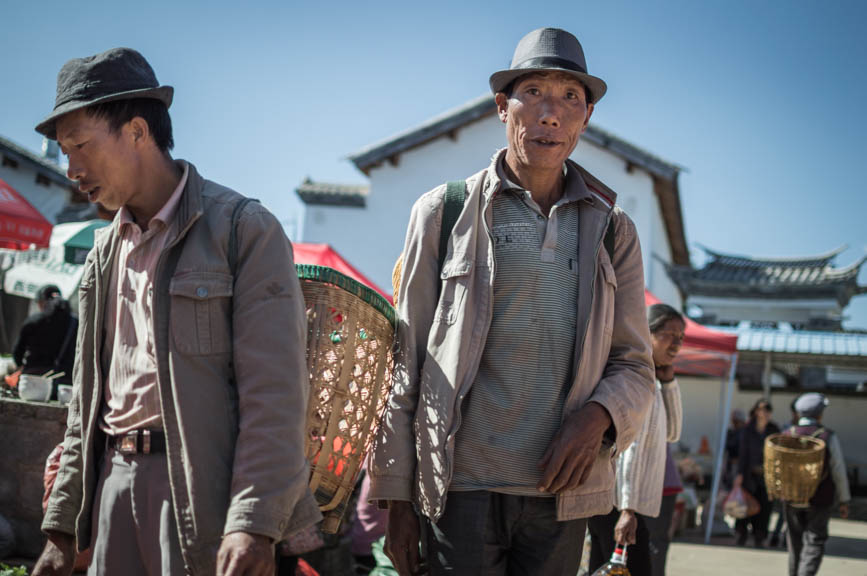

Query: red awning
292 242 393 304
0 178 52 249
645 290 738 377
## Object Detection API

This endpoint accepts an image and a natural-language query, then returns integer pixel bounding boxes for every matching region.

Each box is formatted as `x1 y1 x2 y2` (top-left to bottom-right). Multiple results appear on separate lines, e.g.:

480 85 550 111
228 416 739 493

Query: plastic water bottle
591 545 630 575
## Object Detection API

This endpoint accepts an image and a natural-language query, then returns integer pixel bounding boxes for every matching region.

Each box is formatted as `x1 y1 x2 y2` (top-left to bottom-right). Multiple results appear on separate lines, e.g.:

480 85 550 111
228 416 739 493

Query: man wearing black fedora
31 48 320 576
370 28 654 575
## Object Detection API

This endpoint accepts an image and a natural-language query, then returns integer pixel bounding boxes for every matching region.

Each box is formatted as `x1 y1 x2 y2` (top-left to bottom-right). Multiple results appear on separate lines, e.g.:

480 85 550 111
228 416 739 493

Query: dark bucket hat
35 47 173 139
489 28 607 104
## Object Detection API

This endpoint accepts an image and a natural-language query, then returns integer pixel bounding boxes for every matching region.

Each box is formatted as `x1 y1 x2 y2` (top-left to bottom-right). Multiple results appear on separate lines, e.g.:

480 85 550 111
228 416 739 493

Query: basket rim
296 264 396 327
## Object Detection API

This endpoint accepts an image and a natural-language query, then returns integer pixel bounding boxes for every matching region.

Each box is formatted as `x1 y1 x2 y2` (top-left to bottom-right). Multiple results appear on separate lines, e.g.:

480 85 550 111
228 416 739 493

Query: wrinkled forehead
55 108 105 144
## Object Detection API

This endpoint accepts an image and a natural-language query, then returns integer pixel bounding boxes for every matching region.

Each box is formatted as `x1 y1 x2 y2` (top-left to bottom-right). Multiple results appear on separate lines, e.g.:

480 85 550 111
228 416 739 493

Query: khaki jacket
370 151 655 521
42 162 321 574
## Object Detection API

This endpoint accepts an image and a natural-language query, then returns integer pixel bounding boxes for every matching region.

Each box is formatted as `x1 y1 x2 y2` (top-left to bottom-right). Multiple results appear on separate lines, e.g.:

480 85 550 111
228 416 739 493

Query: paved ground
668 516 867 575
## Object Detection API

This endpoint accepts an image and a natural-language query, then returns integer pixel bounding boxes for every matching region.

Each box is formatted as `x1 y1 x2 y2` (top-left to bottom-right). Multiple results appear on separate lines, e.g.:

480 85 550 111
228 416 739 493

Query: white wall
0 163 71 224
678 377 867 486
302 113 680 304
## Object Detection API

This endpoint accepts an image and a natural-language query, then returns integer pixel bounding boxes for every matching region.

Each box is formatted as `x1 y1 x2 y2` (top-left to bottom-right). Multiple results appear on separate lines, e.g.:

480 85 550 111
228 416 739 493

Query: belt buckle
119 433 138 455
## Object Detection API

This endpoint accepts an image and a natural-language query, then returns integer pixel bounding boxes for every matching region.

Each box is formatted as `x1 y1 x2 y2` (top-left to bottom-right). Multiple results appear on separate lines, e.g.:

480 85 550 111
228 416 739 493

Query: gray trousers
784 503 832 576
88 448 185 576
424 491 587 576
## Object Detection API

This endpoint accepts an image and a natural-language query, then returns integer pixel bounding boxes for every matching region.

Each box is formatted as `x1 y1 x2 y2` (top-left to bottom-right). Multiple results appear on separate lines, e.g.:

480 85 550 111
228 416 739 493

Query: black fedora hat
489 28 607 104
35 47 173 139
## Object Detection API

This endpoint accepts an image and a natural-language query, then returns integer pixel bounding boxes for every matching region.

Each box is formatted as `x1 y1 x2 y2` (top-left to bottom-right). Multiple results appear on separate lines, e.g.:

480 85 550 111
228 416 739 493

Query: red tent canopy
292 242 393 304
0 178 52 249
645 290 738 377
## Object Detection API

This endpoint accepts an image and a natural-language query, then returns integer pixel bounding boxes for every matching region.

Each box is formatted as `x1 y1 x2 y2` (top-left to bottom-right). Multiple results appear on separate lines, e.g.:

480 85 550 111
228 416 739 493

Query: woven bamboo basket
296 264 396 533
763 433 826 505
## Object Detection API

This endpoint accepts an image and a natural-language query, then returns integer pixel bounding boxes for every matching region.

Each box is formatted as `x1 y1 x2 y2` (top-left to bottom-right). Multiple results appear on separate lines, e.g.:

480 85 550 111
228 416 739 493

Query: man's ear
126 116 150 146
495 92 509 124
582 102 595 132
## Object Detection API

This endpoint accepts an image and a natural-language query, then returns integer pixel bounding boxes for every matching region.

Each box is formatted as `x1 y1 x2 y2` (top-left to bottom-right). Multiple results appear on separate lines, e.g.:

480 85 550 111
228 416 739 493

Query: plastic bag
723 485 749 519
743 488 761 518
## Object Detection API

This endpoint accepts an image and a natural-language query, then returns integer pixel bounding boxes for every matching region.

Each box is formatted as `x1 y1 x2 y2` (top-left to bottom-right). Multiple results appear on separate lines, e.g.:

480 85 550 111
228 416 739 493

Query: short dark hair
86 98 174 153
647 303 685 334
501 72 590 103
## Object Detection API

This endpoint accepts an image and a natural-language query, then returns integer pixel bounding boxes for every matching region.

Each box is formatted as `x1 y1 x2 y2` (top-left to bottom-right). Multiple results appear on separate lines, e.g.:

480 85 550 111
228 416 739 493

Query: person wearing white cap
783 392 851 576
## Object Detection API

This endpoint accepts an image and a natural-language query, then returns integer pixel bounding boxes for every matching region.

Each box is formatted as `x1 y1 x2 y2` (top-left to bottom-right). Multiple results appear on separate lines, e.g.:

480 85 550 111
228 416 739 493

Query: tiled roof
295 178 368 207
0 134 74 189
664 246 867 304
714 325 867 359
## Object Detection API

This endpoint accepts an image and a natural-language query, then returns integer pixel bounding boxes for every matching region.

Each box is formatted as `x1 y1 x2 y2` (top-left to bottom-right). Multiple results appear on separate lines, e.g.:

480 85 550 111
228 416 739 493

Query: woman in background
588 304 684 575
734 398 780 547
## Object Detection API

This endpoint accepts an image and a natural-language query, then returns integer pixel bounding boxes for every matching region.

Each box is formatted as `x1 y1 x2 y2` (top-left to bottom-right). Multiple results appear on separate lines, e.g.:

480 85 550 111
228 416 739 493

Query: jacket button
196 286 208 298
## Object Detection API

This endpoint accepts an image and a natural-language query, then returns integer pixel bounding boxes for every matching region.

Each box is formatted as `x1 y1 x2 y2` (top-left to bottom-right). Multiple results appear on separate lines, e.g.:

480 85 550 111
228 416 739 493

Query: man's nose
66 157 84 181
538 96 561 128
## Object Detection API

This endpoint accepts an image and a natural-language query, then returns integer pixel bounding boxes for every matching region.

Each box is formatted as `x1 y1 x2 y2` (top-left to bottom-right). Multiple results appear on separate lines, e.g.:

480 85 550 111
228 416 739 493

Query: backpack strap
437 181 467 274
603 218 615 263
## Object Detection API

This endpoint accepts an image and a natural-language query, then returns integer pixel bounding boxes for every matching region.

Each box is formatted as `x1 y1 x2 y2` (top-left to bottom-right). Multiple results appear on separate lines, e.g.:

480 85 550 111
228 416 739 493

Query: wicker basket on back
296 264 396 533
764 433 826 505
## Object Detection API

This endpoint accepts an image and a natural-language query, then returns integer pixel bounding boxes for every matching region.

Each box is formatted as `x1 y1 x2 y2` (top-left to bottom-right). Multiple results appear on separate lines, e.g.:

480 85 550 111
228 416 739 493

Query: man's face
56 108 139 211
496 72 593 171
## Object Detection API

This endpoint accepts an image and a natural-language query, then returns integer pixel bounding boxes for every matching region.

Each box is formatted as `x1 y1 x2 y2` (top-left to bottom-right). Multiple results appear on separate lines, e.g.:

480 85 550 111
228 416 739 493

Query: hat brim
35 85 174 139
489 67 607 104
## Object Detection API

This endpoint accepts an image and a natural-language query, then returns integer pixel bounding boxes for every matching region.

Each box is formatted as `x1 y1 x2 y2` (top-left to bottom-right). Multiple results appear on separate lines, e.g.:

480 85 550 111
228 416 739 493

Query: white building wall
678 377 866 487
0 163 71 224
301 113 681 305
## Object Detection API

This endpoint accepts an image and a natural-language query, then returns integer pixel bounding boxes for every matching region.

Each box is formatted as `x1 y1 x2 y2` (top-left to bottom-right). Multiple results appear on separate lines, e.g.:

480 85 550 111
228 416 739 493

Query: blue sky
2 0 865 327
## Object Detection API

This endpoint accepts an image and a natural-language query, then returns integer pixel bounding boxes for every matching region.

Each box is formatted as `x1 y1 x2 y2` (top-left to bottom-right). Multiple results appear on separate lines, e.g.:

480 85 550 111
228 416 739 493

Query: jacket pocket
436 259 473 325
169 272 234 355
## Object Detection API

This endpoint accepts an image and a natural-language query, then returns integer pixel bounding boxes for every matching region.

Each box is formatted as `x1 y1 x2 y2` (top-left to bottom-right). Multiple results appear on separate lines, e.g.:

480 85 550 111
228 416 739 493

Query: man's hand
217 532 274 576
614 509 638 545
839 502 850 519
538 402 613 493
32 531 75 576
655 364 675 383
385 501 426 576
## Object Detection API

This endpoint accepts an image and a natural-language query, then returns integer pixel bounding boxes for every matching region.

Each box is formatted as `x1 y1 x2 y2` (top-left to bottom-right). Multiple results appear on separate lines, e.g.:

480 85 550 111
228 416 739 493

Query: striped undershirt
451 167 581 496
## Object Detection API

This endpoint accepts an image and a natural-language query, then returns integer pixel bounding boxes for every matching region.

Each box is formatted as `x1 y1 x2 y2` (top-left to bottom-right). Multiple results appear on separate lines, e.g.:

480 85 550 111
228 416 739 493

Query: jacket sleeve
369 188 445 503
223 204 320 539
12 319 29 366
42 256 93 538
616 412 649 512
588 211 655 454
661 379 683 443
828 434 851 504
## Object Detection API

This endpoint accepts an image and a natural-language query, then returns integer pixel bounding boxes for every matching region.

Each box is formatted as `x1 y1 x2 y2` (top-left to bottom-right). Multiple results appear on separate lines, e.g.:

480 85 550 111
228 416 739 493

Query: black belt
107 429 166 455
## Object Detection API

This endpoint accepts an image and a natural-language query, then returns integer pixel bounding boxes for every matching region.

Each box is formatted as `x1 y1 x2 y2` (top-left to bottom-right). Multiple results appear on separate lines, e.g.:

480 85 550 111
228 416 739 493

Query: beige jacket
42 162 321 574
370 151 655 522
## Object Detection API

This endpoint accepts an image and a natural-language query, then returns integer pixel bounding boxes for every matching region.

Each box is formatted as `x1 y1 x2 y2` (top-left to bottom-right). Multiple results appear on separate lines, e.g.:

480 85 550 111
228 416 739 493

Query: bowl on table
57 384 73 406
18 375 52 402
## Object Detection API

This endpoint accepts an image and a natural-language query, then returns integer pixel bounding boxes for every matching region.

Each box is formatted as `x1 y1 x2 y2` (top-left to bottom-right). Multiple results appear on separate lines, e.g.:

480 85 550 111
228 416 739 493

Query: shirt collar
495 153 587 206
117 162 189 234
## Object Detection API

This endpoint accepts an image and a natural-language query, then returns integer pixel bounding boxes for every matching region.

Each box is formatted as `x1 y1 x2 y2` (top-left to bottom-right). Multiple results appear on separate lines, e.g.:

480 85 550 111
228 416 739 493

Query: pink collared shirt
100 163 189 435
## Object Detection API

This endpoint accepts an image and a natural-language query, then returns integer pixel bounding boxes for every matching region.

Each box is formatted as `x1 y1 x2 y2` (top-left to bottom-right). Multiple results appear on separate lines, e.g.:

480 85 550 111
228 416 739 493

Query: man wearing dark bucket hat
31 48 320 576
783 393 850 576
371 28 654 575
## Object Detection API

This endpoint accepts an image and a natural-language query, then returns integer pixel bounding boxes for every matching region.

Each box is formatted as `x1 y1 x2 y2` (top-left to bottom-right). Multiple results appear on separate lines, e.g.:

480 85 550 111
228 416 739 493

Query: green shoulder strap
437 181 467 273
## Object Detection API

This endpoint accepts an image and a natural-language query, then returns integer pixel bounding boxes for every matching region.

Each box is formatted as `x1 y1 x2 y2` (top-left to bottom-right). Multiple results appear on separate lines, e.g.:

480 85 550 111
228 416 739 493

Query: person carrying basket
783 393 851 576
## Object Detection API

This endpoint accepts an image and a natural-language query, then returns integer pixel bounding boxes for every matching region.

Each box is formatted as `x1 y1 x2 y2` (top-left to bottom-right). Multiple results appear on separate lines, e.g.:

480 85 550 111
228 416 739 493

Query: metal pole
705 352 738 544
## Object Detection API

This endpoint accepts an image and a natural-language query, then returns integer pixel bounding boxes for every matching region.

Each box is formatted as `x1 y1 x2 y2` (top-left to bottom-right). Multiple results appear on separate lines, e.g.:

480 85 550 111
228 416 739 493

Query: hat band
514 56 587 75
